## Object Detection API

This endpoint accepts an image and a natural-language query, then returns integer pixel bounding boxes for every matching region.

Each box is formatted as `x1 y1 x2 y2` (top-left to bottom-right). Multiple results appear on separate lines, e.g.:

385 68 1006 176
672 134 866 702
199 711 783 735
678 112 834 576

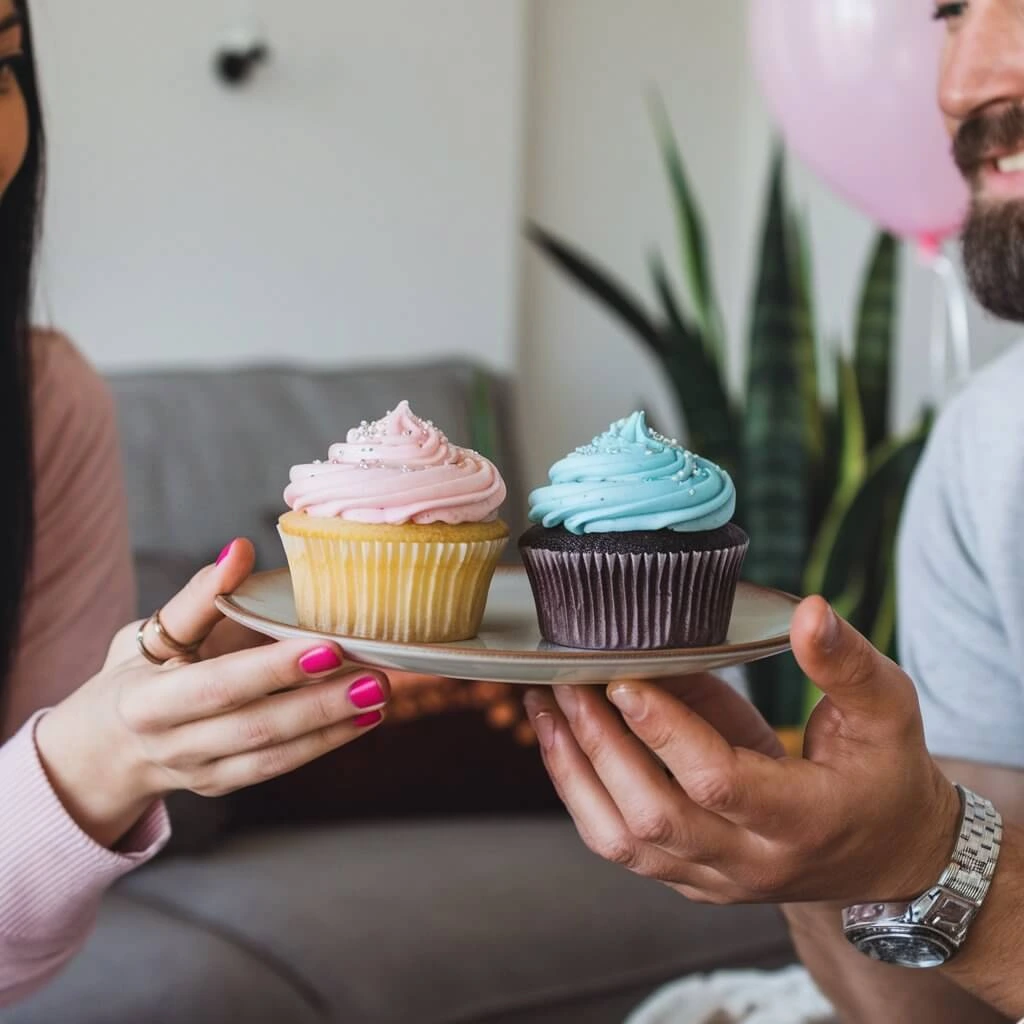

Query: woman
0 0 390 1006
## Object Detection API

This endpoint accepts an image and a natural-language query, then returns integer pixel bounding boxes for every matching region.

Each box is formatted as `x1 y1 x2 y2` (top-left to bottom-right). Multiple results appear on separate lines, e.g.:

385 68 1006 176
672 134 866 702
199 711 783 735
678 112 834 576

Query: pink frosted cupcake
279 401 508 642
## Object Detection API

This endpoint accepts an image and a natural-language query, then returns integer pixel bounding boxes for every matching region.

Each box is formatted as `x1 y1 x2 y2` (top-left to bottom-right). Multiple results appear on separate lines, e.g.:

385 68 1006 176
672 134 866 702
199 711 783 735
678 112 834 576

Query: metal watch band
916 785 1003 942
938 785 1003 906
842 785 1003 962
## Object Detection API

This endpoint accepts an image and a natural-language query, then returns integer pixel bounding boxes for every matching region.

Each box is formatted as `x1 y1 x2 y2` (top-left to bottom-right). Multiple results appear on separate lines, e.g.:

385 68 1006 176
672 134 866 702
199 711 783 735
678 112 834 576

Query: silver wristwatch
841 785 1002 969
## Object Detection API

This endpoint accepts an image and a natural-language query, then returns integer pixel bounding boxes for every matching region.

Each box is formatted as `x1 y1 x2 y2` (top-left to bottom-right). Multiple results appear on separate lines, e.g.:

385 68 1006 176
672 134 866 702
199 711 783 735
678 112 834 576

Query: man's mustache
954 105 1024 178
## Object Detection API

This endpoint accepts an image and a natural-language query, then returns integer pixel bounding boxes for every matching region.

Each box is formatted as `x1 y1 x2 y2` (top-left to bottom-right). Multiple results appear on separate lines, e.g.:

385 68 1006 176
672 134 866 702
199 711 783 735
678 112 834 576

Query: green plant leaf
660 334 740 482
468 368 499 463
526 223 664 354
741 150 807 599
868 550 899 659
836 354 868 493
648 249 692 334
854 233 900 451
804 417 930 603
786 206 822 467
748 655 807 733
649 92 725 365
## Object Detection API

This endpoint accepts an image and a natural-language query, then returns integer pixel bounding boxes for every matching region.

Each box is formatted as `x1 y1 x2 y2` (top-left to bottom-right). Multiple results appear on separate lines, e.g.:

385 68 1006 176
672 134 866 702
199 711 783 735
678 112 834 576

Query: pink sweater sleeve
0 334 170 1006
0 713 170 1006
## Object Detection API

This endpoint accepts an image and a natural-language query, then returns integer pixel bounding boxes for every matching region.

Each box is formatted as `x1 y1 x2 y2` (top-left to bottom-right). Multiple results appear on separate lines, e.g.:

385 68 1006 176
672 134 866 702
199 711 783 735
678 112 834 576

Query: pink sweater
0 334 170 1007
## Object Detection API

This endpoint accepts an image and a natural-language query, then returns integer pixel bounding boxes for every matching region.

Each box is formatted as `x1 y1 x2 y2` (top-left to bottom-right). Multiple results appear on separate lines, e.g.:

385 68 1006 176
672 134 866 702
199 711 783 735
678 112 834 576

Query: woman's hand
524 597 960 906
35 539 389 849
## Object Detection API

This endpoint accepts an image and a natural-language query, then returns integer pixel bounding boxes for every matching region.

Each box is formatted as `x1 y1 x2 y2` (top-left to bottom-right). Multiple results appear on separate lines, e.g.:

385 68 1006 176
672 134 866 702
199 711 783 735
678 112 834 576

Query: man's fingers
606 681 786 829
549 685 739 863
791 596 919 730
158 669 389 765
121 638 347 730
657 673 785 758
139 538 255 663
523 689 712 887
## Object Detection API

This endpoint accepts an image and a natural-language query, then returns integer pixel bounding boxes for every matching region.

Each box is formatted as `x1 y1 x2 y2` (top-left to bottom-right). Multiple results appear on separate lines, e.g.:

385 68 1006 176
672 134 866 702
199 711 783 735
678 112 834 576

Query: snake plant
527 98 933 726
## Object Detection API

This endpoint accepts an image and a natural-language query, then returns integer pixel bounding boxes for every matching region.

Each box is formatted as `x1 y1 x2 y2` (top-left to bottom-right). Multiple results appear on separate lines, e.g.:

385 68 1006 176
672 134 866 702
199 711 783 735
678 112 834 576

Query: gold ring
136 622 169 666
150 608 203 656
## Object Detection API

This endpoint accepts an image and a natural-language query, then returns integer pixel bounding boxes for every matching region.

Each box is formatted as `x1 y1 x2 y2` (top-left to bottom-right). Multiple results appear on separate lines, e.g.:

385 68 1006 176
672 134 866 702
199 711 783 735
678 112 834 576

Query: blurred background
30 0 1016 490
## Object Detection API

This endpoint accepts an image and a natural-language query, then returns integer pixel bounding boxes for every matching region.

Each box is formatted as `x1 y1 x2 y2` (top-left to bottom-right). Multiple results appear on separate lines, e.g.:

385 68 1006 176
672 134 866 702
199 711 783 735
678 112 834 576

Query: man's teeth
997 152 1024 173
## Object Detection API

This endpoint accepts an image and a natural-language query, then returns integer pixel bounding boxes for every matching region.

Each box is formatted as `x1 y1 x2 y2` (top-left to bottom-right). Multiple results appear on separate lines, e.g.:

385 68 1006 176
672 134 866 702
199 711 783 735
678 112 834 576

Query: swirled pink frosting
284 401 507 525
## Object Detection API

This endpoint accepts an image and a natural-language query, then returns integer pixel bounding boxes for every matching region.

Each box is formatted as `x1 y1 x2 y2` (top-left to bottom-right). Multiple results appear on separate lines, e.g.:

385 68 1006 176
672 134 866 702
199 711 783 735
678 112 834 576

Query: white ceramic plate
216 566 798 685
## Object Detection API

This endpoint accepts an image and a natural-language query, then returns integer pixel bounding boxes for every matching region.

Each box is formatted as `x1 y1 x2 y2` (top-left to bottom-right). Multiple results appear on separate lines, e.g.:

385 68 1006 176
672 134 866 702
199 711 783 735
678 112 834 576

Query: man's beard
962 200 1024 322
955 105 1024 322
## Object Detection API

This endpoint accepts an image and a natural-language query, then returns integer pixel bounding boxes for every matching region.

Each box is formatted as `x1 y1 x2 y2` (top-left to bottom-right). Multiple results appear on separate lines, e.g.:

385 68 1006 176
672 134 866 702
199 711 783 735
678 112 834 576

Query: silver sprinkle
689 489 696 497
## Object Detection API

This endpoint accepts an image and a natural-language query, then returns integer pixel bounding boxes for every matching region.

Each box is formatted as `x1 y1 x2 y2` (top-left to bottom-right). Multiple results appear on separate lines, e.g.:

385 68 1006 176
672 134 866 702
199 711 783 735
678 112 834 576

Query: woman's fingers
158 670 389 766
188 707 387 797
199 617 273 661
121 638 348 730
138 538 255 663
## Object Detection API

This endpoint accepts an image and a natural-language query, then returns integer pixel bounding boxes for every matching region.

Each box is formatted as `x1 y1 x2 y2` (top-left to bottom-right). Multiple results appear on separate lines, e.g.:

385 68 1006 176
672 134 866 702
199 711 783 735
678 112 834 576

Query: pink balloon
750 0 969 241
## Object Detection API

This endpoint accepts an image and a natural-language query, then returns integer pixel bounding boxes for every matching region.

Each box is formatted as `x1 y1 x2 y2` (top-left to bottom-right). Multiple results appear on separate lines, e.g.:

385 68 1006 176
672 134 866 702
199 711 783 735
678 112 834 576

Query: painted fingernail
609 685 644 719
531 711 555 751
299 646 343 675
355 710 383 728
216 540 235 567
349 677 385 709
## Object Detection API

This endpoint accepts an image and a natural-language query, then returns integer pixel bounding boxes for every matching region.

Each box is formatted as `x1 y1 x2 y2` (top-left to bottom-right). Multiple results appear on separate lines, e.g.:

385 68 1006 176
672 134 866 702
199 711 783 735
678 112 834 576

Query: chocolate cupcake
518 412 747 650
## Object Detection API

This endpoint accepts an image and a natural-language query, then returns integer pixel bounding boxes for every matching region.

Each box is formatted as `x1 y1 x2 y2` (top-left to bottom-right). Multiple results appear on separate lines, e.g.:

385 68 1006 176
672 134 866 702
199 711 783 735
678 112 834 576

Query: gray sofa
2 360 793 1024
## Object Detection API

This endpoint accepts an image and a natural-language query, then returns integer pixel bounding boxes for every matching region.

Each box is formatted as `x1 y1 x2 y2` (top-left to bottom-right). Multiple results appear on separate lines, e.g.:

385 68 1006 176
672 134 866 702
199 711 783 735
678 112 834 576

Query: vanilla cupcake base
279 511 509 642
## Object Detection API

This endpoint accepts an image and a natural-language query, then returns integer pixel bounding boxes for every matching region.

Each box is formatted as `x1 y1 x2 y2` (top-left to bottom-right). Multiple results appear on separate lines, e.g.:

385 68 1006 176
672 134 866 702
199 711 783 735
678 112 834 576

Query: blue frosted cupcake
518 411 747 650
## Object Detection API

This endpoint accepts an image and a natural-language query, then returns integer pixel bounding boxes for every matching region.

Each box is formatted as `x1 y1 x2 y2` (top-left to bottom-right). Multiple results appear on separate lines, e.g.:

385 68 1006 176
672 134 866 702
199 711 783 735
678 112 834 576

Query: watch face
856 932 951 969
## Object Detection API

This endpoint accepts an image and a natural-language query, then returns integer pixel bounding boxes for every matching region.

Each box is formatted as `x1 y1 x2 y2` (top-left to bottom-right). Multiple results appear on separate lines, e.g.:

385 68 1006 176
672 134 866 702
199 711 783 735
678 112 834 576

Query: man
524 2 1024 1019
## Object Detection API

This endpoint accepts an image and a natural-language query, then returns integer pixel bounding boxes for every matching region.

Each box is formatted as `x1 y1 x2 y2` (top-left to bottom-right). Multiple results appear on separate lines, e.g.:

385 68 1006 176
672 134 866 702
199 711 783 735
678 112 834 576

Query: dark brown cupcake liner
519 542 748 650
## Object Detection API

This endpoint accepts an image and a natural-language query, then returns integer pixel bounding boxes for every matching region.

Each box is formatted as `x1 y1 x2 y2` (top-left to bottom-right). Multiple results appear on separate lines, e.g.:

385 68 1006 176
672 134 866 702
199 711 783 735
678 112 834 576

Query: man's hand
656 672 785 760
523 596 961 905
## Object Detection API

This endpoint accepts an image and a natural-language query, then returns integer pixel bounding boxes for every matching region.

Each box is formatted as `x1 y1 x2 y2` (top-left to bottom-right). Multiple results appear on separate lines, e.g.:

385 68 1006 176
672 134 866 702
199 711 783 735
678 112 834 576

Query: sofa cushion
0 891 320 1024
119 817 794 1024
108 360 526 571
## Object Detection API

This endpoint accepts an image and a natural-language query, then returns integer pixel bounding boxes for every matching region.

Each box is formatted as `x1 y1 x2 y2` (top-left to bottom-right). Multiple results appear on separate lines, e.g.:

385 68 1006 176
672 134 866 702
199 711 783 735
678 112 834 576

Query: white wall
29 0 1020 488
31 0 527 370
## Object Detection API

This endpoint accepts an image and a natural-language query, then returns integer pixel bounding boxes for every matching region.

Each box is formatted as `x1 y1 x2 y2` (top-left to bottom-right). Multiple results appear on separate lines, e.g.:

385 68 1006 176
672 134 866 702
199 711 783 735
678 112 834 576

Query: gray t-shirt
898 341 1024 769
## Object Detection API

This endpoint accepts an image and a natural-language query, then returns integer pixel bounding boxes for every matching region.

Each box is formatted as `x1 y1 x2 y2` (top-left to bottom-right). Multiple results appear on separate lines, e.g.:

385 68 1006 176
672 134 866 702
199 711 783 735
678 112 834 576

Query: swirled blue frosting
527 411 736 535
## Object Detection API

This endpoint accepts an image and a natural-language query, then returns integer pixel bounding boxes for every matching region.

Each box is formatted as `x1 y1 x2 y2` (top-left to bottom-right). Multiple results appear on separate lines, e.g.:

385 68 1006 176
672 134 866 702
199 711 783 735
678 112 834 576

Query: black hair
0 0 45 696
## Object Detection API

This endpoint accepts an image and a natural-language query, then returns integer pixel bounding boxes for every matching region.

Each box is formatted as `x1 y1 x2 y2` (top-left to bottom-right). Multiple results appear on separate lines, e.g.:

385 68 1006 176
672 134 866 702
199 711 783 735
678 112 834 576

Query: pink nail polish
355 710 383 728
299 646 343 675
216 540 235 566
349 677 385 709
